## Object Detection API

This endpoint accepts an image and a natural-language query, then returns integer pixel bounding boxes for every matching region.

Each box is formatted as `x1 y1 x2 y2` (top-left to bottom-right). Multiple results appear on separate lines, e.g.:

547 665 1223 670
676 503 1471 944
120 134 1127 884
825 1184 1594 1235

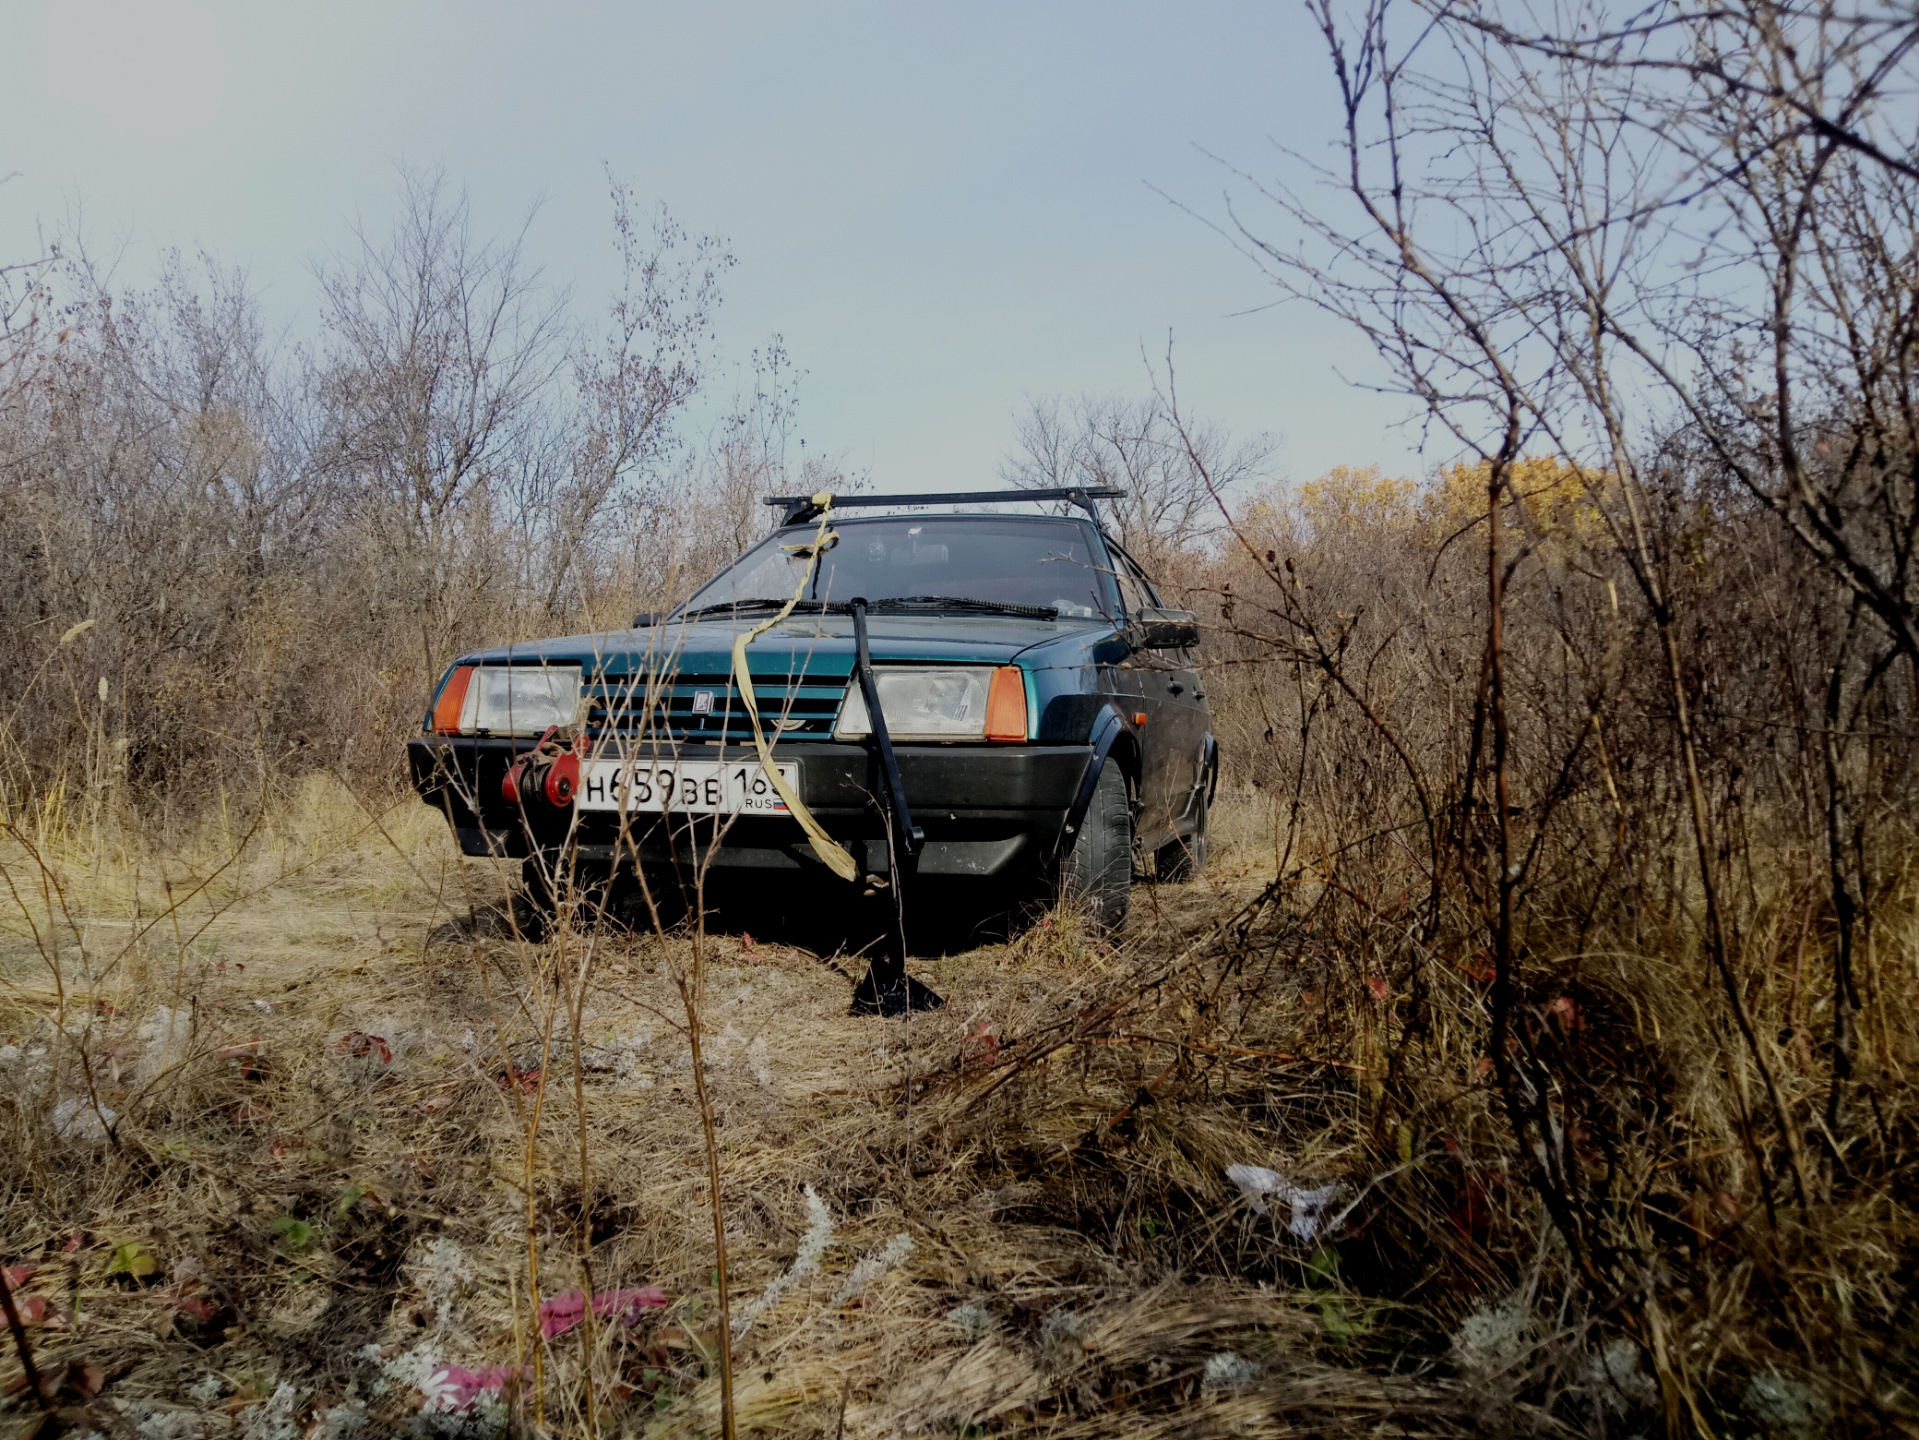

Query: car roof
777 509 1091 527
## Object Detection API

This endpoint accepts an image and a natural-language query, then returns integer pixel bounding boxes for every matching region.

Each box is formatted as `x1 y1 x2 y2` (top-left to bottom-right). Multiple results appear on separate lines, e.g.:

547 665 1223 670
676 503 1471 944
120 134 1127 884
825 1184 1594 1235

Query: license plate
577 759 795 815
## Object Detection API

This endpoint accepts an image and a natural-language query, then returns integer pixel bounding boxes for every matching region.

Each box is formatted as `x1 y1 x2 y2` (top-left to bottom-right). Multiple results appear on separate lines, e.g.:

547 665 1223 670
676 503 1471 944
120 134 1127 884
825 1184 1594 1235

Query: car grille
585 671 844 744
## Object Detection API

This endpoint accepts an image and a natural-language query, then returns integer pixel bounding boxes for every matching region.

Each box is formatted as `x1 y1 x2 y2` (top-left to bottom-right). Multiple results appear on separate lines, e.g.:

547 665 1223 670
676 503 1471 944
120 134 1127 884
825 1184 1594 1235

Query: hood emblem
691 690 714 714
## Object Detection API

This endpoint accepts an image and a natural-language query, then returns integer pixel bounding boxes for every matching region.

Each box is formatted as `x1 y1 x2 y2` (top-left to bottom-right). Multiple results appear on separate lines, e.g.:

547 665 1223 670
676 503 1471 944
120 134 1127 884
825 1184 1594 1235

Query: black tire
1061 761 1133 935
1155 786 1209 882
513 854 559 939
513 853 614 937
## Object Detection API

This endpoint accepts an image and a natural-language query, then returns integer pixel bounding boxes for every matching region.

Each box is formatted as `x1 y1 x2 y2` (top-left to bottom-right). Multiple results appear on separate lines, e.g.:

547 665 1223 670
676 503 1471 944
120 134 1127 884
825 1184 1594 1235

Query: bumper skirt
407 737 1091 879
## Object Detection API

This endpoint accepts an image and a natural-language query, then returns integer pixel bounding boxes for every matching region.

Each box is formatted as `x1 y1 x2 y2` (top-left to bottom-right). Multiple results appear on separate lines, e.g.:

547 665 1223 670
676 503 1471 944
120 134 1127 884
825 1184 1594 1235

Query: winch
502 725 582 809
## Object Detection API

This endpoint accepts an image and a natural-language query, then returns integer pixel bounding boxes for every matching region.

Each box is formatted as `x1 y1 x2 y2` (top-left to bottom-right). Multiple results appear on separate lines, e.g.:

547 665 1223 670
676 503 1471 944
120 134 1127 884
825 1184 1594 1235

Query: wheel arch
1057 706 1140 859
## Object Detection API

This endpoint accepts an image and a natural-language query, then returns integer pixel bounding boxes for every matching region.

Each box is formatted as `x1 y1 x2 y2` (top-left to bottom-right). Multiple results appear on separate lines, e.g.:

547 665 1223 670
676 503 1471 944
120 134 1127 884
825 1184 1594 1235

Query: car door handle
1167 680 1185 695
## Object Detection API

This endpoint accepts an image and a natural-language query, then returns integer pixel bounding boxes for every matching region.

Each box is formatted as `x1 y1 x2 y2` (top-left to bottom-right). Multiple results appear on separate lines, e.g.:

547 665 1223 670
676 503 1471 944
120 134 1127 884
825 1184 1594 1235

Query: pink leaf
2 1265 35 1288
1365 976 1390 1001
537 1286 668 1339
422 1364 529 1412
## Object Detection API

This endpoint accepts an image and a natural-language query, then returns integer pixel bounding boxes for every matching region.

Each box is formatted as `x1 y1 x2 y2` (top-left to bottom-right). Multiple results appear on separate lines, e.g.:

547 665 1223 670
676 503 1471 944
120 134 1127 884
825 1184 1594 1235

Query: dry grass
0 786 1618 1440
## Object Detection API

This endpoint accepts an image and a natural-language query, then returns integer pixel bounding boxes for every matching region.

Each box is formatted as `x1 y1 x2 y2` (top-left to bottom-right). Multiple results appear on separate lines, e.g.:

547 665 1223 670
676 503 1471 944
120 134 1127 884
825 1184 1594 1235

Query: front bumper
406 736 1092 878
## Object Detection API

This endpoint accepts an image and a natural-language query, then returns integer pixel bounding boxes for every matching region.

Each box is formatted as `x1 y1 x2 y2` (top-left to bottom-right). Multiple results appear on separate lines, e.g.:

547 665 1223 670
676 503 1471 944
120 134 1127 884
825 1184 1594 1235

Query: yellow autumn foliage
1296 464 1419 535
1232 455 1611 556
1424 455 1612 547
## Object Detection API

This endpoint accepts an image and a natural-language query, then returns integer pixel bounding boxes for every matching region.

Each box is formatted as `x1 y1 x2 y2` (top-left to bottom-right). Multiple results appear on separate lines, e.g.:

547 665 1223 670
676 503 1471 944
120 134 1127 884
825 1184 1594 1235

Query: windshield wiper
673 598 802 622
866 596 1060 619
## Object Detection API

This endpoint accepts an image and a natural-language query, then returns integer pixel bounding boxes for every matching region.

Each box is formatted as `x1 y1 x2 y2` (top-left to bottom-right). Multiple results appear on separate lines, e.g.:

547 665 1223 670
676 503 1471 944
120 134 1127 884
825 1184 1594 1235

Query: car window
1109 548 1160 617
685 517 1117 617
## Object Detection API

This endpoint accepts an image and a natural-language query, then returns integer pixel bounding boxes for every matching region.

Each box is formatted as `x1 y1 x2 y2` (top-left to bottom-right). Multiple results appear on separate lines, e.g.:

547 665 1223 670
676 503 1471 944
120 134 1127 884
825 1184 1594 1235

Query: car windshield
683 516 1114 618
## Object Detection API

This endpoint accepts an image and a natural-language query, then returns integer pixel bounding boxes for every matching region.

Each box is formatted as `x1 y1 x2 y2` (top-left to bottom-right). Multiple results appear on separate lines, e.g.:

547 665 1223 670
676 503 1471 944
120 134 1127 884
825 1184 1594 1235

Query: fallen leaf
423 1364 530 1412
339 1031 393 1064
538 1286 668 1339
1365 976 1390 1002
107 1242 158 1280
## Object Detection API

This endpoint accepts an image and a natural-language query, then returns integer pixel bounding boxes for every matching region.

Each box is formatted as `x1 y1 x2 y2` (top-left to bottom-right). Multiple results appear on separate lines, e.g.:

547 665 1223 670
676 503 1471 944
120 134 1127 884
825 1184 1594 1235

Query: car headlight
834 666 1027 742
432 664 582 736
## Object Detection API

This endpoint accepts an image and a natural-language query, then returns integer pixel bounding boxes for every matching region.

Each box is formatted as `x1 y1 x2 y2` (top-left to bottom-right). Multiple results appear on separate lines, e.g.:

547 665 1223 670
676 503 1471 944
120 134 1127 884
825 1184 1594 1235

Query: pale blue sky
2 1 1427 492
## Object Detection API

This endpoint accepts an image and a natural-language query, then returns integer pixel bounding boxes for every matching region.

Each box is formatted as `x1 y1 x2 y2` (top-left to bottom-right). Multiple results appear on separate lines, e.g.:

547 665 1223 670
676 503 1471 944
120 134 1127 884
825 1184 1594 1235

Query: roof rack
764 486 1124 527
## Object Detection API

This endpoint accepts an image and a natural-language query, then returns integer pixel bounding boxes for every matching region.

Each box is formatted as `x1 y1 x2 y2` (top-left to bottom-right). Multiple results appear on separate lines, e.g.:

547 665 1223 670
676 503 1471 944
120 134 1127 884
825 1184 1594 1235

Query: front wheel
1061 762 1132 936
512 854 559 939
1155 785 1209 882
514 853 616 937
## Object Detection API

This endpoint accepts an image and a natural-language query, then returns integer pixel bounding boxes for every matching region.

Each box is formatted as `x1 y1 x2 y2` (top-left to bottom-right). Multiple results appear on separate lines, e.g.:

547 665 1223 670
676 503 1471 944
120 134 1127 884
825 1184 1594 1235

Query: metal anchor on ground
847 596 944 1017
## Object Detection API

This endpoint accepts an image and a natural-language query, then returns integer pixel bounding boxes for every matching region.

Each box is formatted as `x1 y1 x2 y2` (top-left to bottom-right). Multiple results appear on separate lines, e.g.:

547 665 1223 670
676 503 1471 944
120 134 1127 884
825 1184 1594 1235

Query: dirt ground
0 792 1520 1439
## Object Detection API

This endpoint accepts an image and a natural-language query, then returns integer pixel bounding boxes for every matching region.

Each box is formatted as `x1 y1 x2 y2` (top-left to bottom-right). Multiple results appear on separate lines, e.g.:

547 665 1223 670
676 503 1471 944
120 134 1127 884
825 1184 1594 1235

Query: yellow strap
729 493 861 882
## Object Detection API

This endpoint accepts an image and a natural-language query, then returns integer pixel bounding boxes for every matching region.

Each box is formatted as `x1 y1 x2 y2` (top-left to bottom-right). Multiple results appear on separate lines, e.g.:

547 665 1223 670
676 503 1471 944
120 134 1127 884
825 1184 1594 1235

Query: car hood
459 611 1110 681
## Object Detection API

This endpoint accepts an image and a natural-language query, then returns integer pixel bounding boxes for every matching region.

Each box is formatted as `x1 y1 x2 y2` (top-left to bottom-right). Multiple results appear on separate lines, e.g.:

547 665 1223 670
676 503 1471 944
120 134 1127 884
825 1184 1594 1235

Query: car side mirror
1133 606 1198 649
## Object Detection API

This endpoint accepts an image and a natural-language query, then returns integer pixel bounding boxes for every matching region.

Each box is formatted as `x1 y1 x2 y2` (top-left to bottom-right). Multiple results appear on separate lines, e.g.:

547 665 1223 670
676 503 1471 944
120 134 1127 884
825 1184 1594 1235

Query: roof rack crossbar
764 486 1124 527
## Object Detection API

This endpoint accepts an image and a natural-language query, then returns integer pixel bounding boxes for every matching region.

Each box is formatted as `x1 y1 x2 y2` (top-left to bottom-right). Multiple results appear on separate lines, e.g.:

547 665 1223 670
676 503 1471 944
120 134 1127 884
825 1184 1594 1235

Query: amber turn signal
985 666 1028 742
432 665 474 735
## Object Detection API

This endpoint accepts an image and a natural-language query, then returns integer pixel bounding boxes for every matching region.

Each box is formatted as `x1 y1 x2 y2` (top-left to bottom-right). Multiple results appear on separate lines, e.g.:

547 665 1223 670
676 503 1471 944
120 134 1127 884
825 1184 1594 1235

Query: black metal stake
0 1261 50 1416
848 598 943 1016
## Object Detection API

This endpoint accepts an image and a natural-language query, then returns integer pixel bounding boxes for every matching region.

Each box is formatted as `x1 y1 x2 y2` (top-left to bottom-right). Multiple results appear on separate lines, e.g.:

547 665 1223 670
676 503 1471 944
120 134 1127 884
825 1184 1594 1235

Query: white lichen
734 1184 835 1336
317 1400 367 1440
186 1373 226 1406
1452 1299 1532 1376
831 1233 913 1307
51 1096 116 1144
1744 1370 1831 1440
945 1302 995 1335
1201 1351 1258 1391
239 1383 303 1440
129 1404 207 1440
1581 1337 1657 1414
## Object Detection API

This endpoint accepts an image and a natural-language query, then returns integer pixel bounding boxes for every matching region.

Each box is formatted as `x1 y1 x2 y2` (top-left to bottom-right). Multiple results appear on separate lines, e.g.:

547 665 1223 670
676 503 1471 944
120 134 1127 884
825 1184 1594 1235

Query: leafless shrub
1140 1 1919 1425
1002 393 1276 578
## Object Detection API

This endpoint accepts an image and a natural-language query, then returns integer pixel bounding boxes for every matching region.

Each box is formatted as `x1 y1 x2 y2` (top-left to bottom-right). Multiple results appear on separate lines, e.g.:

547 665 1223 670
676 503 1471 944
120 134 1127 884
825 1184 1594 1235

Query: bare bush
0 171 762 831
1002 394 1275 579
1160 0 1919 1425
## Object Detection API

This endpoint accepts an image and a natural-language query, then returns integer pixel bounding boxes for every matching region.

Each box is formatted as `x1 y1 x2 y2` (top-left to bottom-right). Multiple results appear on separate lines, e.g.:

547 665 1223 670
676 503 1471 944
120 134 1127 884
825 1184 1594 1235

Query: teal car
408 488 1215 1002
